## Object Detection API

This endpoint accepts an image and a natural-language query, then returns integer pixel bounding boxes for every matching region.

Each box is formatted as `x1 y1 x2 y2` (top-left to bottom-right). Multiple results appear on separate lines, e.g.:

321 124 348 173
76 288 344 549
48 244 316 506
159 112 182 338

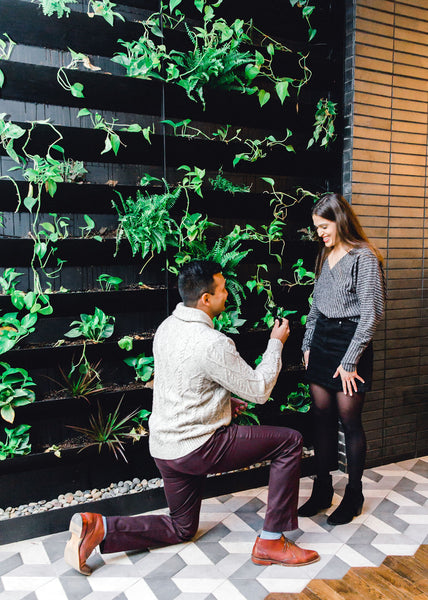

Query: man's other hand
270 318 290 345
231 397 248 418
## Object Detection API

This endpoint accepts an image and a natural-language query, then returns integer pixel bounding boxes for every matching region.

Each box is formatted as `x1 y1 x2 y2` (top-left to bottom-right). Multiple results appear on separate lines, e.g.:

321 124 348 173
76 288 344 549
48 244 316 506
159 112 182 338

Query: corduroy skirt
306 312 373 392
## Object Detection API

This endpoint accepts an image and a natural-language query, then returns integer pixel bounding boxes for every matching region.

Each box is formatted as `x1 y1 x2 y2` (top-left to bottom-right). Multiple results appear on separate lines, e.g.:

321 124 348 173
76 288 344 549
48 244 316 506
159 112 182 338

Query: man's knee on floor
174 520 199 542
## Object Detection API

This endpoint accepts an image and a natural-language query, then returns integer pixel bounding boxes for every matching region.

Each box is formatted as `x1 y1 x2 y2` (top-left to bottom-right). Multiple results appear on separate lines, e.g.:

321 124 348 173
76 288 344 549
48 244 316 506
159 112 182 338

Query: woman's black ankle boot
327 483 364 525
298 475 334 517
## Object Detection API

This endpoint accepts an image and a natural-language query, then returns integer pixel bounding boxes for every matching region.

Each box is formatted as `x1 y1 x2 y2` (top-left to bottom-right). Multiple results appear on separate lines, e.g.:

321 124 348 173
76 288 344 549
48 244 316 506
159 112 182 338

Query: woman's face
312 214 339 248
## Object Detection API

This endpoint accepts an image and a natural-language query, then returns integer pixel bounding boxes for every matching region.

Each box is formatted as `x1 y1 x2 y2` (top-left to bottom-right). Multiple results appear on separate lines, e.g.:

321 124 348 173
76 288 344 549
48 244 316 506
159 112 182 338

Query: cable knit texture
302 246 385 371
149 303 283 460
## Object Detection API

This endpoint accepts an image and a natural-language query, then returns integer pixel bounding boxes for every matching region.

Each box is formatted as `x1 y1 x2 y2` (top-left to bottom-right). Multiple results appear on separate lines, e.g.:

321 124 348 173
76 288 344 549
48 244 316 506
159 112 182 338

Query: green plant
0 424 31 460
246 264 296 329
97 274 123 291
80 215 103 241
87 0 124 26
233 131 294 167
0 33 16 89
64 307 115 342
113 186 181 271
213 309 246 334
118 335 133 351
0 312 38 354
56 352 104 401
289 0 316 40
234 401 260 426
124 353 154 382
209 170 251 194
0 363 36 423
278 258 315 325
307 98 337 149
280 383 311 413
68 398 140 461
34 0 77 18
128 408 151 442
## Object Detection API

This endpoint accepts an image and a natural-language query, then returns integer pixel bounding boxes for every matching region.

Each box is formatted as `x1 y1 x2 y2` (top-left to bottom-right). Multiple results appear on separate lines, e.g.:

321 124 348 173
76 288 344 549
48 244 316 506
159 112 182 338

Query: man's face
207 273 228 317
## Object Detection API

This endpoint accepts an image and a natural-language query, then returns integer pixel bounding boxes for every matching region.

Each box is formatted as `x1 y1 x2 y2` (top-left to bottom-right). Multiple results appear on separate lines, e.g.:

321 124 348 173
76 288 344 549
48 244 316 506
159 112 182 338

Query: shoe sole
251 555 320 567
64 514 92 576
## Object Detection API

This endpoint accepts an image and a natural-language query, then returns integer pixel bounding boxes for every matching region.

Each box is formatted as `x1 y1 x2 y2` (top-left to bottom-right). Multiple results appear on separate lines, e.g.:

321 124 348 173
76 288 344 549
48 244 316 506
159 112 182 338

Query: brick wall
344 0 428 466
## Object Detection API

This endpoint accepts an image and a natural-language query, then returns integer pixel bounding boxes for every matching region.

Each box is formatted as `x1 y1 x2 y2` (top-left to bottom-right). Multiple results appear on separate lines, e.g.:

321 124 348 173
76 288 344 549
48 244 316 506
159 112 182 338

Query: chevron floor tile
1 456 427 600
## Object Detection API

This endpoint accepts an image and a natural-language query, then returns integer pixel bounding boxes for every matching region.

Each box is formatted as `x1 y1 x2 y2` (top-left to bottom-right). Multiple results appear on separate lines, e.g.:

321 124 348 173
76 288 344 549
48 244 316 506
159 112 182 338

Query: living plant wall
0 0 343 504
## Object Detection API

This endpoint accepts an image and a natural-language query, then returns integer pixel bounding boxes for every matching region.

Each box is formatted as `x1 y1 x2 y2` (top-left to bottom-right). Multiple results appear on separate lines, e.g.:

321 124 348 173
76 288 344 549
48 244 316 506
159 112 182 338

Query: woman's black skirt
306 313 373 392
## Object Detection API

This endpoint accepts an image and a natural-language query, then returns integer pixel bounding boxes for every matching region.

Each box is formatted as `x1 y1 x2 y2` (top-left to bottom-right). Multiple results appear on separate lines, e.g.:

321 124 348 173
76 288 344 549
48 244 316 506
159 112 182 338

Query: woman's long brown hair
312 193 383 278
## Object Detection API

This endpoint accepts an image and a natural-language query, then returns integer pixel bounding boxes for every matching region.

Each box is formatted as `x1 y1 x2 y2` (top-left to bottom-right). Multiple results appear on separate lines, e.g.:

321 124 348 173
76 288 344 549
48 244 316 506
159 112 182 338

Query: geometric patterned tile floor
1 456 427 600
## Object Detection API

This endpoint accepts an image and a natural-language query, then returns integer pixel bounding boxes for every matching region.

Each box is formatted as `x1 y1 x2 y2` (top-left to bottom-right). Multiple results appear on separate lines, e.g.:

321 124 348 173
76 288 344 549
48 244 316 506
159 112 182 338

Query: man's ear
199 292 211 307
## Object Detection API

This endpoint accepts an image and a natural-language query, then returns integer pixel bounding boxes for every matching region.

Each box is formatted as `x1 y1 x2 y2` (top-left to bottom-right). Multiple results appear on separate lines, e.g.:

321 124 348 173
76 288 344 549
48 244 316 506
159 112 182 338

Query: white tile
372 543 419 556
404 525 428 544
89 577 139 592
34 578 68 600
123 579 159 600
20 542 51 565
257 577 307 593
134 551 177 576
3 576 54 592
103 552 134 566
335 545 375 567
386 490 419 507
221 513 254 532
364 515 402 535
215 553 249 577
297 519 328 533
212 579 249 600
179 543 214 565
403 471 428 484
173 566 224 594
393 514 428 525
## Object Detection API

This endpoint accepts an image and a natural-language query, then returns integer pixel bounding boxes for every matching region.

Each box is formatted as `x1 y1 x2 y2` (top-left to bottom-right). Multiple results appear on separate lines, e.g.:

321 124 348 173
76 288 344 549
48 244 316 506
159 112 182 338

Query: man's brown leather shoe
64 512 105 575
251 535 320 566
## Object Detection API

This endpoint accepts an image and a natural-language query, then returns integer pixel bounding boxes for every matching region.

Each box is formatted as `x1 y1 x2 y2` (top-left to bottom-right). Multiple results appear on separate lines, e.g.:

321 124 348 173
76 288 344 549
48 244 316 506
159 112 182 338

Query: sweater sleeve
341 250 385 371
301 283 321 353
204 336 283 404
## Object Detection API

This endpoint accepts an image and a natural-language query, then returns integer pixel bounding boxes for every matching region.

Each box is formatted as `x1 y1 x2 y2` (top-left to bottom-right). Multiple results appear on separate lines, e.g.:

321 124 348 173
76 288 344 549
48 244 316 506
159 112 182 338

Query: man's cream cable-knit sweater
148 303 284 460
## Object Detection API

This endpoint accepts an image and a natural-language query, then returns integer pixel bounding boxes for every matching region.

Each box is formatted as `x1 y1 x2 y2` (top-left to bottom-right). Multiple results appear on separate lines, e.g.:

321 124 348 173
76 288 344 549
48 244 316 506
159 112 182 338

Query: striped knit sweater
302 246 385 372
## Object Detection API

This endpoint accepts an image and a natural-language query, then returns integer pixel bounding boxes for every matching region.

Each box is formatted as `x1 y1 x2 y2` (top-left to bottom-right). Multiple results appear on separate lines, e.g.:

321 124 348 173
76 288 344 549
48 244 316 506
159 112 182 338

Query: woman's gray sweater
302 246 385 371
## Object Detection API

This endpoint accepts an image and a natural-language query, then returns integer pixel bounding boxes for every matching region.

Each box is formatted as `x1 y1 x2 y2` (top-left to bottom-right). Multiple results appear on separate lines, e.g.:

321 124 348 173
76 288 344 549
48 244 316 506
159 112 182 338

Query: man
64 260 319 575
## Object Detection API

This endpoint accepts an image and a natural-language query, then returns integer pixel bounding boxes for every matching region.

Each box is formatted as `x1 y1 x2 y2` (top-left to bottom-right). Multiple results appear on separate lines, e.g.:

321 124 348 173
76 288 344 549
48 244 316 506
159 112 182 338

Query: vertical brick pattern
344 0 428 466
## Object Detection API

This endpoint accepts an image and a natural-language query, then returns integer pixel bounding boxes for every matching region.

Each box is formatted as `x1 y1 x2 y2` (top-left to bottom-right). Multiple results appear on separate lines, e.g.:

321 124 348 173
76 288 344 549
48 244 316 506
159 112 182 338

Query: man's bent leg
103 468 205 554
204 424 303 532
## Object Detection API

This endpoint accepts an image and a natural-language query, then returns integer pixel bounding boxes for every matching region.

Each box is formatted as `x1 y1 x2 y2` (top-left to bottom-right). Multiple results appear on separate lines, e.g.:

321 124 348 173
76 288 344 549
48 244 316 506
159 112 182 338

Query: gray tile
59 576 92 600
41 539 67 563
236 498 265 513
411 459 428 477
124 549 149 564
197 542 229 564
348 543 387 566
393 489 427 506
393 477 416 492
0 554 23 576
217 494 233 504
373 513 409 533
112 594 127 600
197 524 230 542
231 511 263 532
230 577 269 600
0 577 3 593
21 594 37 600
363 470 383 483
347 525 377 545
284 528 304 542
229 558 267 579
372 499 399 515
315 555 350 579
146 577 181 600
145 554 186 579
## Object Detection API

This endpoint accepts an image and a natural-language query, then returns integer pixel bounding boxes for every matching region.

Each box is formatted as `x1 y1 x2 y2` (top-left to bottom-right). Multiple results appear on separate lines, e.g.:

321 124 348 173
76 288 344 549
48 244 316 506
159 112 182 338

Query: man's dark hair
178 260 222 306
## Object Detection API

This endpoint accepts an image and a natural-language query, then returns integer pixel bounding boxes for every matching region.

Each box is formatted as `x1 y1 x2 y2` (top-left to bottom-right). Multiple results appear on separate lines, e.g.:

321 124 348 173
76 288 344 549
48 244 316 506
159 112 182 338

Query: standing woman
298 193 385 525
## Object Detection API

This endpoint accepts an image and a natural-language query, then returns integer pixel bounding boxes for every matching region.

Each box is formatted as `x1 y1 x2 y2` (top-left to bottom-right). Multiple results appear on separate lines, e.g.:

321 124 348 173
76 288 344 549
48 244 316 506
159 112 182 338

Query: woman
298 193 385 525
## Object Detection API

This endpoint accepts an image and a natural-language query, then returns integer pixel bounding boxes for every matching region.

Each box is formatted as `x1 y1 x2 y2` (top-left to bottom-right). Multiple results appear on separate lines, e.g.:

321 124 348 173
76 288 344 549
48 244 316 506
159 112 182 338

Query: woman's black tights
310 383 366 490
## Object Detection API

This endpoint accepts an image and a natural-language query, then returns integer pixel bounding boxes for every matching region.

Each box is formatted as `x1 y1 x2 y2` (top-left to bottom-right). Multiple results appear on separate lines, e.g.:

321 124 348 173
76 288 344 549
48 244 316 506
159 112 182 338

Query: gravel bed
0 449 312 521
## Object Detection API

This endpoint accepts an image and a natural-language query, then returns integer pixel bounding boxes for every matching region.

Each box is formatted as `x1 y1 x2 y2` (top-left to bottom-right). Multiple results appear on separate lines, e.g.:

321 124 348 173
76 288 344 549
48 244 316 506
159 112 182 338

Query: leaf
23 196 38 212
0 69 4 89
194 0 204 12
275 80 290 105
308 27 317 42
77 108 91 118
70 82 85 98
1 404 15 423
170 0 182 10
118 336 133 351
110 134 121 156
261 177 275 187
258 89 270 107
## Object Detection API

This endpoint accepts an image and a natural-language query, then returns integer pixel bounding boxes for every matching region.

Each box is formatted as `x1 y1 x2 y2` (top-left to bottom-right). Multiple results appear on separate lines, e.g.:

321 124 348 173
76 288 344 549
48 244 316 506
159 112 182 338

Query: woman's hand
231 397 248 418
303 350 310 369
333 364 365 396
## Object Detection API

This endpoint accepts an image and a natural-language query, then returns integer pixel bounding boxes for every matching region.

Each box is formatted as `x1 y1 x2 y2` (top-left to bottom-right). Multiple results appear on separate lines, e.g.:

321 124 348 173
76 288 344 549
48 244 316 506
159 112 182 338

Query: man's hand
231 397 248 418
270 317 290 345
